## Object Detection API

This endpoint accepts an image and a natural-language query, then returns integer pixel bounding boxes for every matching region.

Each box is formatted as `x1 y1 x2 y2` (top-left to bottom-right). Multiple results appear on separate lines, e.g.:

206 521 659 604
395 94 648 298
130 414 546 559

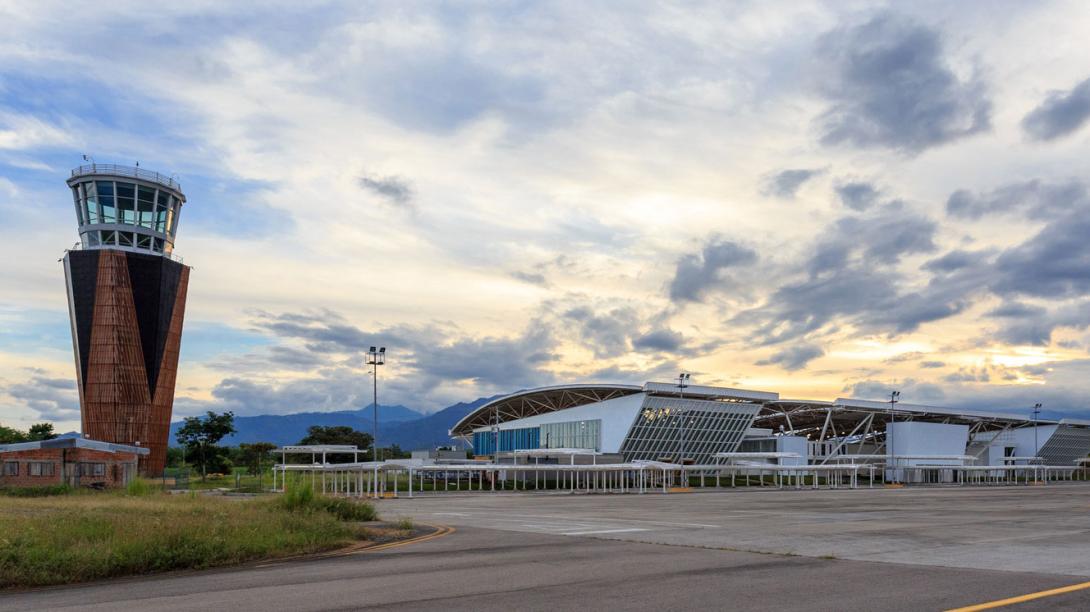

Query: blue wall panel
475 427 540 454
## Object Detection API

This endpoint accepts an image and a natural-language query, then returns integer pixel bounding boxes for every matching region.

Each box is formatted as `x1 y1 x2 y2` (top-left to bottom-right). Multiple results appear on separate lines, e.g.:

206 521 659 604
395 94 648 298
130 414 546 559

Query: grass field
0 483 379 588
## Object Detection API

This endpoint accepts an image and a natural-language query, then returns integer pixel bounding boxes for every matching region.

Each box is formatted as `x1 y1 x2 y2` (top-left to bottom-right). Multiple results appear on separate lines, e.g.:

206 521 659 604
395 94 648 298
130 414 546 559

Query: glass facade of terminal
474 427 540 455
473 419 602 455
541 420 600 450
69 175 183 256
618 397 757 464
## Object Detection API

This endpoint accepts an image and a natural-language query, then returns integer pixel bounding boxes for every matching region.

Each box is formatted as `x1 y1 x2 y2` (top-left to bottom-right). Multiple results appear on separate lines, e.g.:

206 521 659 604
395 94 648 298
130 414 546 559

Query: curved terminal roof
449 383 643 437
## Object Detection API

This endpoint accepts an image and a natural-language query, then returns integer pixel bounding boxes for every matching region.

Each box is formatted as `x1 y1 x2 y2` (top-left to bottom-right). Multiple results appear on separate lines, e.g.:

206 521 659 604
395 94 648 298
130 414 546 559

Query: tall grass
0 490 375 588
277 481 377 522
124 478 152 496
278 479 316 509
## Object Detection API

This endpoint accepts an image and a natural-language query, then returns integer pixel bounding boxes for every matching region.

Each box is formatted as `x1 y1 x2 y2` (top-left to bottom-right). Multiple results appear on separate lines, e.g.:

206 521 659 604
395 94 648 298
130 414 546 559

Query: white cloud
0 112 75 151
2 2 1090 429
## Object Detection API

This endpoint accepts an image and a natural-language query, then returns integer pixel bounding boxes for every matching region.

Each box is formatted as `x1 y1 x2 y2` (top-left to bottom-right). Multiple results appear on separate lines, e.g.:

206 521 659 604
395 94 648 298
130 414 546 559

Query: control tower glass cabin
68 164 184 255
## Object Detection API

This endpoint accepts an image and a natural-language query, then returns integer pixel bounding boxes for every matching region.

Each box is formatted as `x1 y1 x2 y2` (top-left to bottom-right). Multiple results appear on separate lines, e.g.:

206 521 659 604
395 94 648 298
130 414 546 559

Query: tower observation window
155 191 170 232
72 186 83 224
116 182 136 224
137 186 156 228
168 198 179 234
96 181 116 223
83 183 100 224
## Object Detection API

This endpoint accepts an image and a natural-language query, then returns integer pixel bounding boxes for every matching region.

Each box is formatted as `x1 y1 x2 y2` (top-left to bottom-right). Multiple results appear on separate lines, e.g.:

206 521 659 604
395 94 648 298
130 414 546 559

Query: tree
27 423 57 441
298 425 372 448
298 426 373 462
0 422 57 443
175 411 236 480
0 424 27 444
238 442 277 476
166 446 185 468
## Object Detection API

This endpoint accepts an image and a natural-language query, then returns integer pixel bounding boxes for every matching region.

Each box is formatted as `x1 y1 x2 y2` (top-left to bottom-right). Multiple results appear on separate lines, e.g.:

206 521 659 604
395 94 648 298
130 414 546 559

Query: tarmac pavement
2 485 1088 611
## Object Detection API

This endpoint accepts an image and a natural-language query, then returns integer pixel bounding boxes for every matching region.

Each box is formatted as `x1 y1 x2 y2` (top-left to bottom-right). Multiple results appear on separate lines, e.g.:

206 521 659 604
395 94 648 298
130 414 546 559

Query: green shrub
0 484 72 497
319 497 378 522
397 517 414 531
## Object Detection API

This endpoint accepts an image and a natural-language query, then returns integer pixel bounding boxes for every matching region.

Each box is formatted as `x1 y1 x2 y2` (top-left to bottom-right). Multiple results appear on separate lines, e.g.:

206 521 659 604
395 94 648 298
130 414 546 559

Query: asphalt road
2 486 1089 611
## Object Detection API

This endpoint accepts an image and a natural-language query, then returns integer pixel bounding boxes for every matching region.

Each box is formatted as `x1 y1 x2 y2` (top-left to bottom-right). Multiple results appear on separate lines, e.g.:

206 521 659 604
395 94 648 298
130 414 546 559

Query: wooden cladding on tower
64 249 189 475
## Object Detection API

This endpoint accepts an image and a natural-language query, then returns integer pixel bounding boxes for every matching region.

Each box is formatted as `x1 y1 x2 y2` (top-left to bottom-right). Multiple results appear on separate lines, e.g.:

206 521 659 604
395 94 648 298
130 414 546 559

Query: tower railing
64 242 185 264
70 164 181 192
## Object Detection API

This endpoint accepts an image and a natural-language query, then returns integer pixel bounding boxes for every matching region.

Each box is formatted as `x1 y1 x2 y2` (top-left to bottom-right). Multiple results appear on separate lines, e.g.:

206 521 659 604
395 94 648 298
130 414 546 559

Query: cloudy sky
3 1 1090 431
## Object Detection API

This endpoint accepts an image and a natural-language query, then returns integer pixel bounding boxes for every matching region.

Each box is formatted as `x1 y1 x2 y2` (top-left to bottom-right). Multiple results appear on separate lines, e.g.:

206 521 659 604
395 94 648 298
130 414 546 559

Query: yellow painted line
946 580 1090 611
351 524 454 555
255 524 453 566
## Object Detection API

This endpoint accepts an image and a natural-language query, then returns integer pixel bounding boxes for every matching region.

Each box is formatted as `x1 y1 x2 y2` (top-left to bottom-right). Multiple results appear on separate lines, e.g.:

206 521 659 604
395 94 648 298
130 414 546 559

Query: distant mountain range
164 396 499 449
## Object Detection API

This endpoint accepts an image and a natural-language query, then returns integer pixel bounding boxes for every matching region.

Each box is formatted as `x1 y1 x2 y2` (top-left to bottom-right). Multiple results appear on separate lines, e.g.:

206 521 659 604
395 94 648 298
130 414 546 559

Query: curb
255 523 454 566
350 523 455 555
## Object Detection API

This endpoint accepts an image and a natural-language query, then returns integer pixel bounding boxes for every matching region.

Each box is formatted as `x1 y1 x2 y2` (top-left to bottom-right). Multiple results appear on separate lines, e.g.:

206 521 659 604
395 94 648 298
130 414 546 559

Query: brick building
0 438 148 489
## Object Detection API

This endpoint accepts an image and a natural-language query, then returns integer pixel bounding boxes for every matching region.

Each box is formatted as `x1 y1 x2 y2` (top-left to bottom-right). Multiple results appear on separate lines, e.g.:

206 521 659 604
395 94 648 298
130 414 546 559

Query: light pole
1033 402 1042 464
889 390 900 483
492 406 500 459
677 373 690 465
367 346 385 462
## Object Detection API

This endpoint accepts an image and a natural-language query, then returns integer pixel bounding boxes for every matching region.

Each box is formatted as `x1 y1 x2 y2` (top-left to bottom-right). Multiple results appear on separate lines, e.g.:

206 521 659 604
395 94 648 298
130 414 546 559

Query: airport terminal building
449 382 1090 476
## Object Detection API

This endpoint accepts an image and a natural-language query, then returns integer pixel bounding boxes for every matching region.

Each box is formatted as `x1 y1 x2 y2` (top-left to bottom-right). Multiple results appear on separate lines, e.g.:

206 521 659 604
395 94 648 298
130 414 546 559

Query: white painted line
636 521 720 528
432 512 470 516
452 511 721 529
562 528 650 536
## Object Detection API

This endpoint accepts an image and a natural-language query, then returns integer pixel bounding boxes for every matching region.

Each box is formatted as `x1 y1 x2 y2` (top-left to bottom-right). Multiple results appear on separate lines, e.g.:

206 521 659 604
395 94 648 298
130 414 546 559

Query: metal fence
161 467 190 490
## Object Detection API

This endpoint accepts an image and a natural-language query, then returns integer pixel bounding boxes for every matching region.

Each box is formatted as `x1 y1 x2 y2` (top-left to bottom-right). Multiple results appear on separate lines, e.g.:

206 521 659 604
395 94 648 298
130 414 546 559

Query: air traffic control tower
62 164 191 475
